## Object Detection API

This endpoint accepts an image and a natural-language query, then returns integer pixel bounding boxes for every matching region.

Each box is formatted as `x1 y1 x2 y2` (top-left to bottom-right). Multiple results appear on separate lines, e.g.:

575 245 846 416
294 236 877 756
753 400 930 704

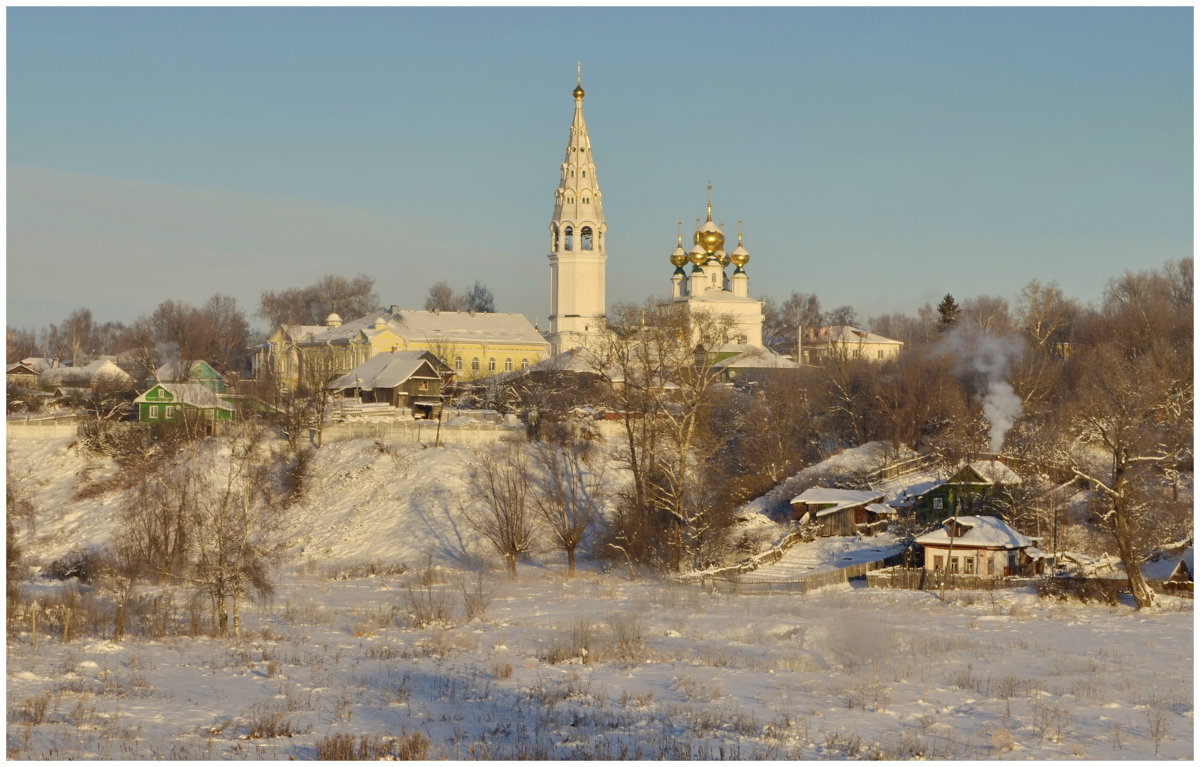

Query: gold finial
738 219 744 245
706 181 713 221
677 220 683 246
573 63 585 100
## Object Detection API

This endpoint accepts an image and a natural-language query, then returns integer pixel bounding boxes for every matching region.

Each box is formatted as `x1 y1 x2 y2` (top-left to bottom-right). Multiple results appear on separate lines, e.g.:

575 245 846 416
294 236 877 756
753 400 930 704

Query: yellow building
800 325 904 364
256 307 550 392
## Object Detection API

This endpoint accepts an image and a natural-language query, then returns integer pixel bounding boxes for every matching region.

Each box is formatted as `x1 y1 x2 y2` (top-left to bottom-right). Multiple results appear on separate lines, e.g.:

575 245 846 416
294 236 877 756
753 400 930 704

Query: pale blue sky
7 7 1193 333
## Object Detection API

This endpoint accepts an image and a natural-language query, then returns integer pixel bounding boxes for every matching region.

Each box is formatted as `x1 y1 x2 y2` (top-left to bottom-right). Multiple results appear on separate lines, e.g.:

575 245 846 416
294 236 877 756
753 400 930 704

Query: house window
950 557 960 573
933 497 944 510
964 557 975 575
165 406 175 419
878 350 885 359
488 358 496 372
521 358 529 369
148 405 158 418
419 380 429 391
933 555 943 571
504 358 513 372
471 358 480 372
455 356 463 371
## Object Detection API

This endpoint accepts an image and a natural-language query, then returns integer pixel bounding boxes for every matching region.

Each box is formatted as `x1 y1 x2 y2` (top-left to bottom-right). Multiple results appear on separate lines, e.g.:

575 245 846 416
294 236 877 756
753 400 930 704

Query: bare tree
116 423 284 634
465 442 539 578
528 440 606 576
1015 280 1073 350
961 295 1012 334
592 301 740 571
259 274 379 327
1060 345 1191 608
49 308 95 366
424 281 462 313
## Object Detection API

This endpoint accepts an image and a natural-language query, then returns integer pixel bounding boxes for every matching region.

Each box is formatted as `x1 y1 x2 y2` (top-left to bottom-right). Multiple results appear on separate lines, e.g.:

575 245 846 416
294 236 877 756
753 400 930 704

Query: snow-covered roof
134 383 233 411
155 360 219 381
286 310 549 349
711 343 799 370
40 359 132 385
1143 548 1194 581
914 515 1033 549
327 352 439 391
17 357 57 373
952 460 1023 486
790 488 885 517
397 310 548 347
804 325 903 347
864 502 896 517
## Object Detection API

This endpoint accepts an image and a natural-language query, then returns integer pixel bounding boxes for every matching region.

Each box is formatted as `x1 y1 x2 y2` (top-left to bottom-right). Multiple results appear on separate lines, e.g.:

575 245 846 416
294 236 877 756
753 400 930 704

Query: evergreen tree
936 293 961 331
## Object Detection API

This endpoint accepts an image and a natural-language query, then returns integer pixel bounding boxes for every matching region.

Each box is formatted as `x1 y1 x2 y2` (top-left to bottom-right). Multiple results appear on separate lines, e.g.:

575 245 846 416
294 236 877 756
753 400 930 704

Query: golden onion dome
670 246 688 268
573 83 585 100
730 245 750 268
696 219 724 254
716 248 730 267
688 243 707 267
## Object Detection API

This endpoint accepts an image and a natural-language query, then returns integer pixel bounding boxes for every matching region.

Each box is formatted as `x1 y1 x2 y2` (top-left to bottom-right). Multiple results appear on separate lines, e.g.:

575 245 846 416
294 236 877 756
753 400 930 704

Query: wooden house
909 460 1022 523
327 351 446 419
789 488 894 536
134 383 234 423
914 515 1043 577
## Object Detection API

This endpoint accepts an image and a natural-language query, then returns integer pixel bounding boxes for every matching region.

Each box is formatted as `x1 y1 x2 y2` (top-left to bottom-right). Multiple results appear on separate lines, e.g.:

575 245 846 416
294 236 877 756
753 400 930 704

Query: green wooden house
909 460 1022 524
155 360 226 393
135 383 234 423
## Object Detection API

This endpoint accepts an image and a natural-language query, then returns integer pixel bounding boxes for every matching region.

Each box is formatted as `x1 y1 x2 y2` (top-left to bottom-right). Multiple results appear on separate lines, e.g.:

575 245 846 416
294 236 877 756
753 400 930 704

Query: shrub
314 732 430 760
45 549 107 582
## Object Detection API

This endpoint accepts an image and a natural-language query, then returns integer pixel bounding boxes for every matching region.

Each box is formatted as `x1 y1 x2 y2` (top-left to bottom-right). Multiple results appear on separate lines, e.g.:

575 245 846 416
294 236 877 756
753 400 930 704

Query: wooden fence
698 554 903 595
865 566 1191 600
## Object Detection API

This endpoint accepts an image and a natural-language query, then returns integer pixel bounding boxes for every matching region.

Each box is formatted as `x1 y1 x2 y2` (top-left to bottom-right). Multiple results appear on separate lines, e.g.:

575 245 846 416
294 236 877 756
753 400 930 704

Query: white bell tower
548 65 607 355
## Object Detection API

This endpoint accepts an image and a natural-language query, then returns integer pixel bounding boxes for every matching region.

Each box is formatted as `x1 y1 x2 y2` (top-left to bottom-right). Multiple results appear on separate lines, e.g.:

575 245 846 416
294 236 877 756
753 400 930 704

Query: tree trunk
506 554 517 580
566 546 576 577
1112 507 1157 609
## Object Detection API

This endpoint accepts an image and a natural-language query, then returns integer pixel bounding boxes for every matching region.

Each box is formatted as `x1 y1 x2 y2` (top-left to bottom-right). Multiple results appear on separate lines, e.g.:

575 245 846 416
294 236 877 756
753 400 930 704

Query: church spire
548 67 608 355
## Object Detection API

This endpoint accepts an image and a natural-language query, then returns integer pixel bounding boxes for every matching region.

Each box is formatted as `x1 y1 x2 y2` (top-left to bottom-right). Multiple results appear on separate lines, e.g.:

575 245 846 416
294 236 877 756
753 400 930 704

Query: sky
6 6 1193 335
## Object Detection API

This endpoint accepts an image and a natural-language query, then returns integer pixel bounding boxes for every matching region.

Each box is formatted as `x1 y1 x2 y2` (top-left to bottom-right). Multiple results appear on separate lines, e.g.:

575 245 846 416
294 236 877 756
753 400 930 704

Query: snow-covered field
6 572 1193 760
6 433 1194 760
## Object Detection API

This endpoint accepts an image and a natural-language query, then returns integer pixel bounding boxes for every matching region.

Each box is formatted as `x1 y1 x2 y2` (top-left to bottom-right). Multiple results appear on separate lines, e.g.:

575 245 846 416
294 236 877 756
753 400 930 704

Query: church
546 72 767 358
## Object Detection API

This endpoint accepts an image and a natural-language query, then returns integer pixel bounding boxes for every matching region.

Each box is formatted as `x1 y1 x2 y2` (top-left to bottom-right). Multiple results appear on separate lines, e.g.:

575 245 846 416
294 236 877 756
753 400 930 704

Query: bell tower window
581 226 593 251
552 225 559 251
564 227 574 251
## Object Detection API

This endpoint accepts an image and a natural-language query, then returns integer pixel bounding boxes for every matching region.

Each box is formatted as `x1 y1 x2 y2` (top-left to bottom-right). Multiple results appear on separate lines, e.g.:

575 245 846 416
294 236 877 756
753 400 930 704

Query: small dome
688 243 707 267
573 83 585 100
730 244 750 268
325 312 343 327
670 245 688 268
715 248 730 267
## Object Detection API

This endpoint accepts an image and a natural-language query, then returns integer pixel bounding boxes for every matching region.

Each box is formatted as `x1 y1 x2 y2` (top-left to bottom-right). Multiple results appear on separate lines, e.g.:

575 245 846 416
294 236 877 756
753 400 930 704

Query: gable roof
283 310 549 350
948 460 1023 486
327 351 441 391
804 325 903 347
40 359 133 386
710 343 799 371
134 383 234 411
914 515 1033 549
155 360 221 382
790 488 886 517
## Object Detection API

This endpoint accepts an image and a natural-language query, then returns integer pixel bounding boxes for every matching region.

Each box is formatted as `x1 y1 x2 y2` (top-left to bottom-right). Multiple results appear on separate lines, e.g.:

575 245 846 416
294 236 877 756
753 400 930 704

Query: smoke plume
939 327 1025 454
